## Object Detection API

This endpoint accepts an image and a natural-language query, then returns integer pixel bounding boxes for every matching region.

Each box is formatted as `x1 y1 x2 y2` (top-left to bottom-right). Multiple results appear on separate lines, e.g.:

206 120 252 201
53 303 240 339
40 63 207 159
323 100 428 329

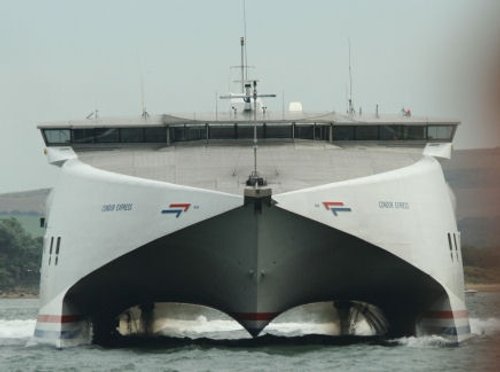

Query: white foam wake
389 335 451 347
155 316 249 339
470 317 500 336
388 317 500 347
2 317 498 343
155 316 372 338
0 319 36 339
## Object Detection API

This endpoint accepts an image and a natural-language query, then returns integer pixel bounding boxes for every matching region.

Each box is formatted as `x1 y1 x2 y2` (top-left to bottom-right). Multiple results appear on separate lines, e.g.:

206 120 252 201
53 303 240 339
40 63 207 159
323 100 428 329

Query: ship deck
76 141 424 194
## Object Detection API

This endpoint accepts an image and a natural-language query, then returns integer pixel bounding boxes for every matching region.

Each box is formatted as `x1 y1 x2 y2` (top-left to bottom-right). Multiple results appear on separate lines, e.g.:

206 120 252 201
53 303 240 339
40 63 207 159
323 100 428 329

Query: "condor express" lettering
101 203 133 212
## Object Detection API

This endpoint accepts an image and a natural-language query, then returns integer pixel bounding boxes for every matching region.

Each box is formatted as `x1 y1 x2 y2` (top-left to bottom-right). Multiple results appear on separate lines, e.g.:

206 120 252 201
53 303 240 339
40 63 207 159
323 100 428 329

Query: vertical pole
240 37 245 94
348 38 353 115
253 80 257 178
282 89 285 120
215 91 218 120
243 0 248 82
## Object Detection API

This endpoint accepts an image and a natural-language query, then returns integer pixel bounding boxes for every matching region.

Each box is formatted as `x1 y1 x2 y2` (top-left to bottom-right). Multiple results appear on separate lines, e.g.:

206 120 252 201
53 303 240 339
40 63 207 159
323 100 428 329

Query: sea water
0 294 498 371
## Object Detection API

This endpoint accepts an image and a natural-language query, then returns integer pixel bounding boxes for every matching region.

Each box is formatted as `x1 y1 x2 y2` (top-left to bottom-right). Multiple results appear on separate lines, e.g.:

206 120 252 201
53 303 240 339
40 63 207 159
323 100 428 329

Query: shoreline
465 283 500 292
0 289 39 299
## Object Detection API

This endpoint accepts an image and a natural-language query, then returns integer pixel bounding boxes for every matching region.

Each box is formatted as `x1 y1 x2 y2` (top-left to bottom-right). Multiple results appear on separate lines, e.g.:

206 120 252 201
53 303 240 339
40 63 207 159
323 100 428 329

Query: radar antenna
348 38 355 116
86 109 98 120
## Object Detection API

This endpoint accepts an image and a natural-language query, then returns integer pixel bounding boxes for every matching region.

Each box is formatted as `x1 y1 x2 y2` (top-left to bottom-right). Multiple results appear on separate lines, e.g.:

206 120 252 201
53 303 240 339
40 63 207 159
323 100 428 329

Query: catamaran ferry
33 38 470 347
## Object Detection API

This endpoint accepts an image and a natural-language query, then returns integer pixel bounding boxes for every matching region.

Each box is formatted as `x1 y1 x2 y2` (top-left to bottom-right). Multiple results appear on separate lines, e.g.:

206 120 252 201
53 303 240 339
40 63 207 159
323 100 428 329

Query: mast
348 38 354 115
240 37 245 94
243 0 248 83
253 81 257 177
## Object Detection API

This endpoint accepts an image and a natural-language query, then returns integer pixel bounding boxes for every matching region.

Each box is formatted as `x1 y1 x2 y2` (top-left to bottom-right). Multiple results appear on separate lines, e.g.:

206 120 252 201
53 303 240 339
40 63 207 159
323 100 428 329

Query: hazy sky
1 0 499 193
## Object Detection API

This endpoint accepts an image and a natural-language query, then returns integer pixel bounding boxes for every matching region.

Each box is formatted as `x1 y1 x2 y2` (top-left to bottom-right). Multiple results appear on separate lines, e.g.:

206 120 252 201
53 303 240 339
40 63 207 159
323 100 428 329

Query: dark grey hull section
65 194 446 342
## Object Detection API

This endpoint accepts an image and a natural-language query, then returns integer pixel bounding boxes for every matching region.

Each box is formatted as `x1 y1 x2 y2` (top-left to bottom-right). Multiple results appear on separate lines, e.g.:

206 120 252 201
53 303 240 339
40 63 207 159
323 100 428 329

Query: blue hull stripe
34 328 82 340
331 208 352 216
426 324 471 336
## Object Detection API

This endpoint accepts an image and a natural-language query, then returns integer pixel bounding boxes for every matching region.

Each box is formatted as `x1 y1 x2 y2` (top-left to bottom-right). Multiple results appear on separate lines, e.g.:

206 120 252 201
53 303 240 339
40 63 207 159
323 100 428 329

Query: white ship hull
34 143 470 347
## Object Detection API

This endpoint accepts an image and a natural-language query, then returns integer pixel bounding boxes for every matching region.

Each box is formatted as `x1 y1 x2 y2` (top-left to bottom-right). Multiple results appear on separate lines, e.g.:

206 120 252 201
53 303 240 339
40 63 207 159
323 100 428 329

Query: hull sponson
273 155 470 342
34 159 243 347
65 197 447 341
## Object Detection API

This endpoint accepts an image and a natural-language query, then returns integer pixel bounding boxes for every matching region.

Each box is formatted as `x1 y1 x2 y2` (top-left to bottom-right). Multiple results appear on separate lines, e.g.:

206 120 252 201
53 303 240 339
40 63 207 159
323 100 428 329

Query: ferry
33 38 470 347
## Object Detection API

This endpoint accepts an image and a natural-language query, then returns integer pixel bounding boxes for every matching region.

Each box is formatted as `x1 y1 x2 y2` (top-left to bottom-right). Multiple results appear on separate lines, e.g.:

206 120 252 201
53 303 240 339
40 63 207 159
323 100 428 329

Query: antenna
240 37 245 93
348 38 354 115
86 109 98 120
215 91 218 120
140 71 149 119
243 0 248 82
282 89 285 119
253 81 257 178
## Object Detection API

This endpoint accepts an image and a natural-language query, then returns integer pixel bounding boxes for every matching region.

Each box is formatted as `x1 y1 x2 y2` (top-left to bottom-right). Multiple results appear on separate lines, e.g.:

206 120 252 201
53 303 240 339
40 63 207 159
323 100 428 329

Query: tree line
0 218 42 290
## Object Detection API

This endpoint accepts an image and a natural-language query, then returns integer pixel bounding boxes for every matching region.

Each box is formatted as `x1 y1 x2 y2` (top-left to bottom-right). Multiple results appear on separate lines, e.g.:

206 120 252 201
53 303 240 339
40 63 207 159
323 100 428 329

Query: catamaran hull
34 153 470 347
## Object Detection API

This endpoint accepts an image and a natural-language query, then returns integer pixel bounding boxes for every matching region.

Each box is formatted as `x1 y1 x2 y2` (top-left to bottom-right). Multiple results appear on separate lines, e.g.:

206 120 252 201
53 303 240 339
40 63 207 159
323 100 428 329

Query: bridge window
43 129 71 145
403 126 426 140
209 125 238 139
72 129 95 144
265 125 292 139
185 125 206 141
428 125 453 140
295 125 314 140
41 122 456 146
144 128 167 142
333 126 355 140
95 128 120 143
380 125 402 140
121 128 145 143
170 125 207 142
355 126 378 140
236 124 263 139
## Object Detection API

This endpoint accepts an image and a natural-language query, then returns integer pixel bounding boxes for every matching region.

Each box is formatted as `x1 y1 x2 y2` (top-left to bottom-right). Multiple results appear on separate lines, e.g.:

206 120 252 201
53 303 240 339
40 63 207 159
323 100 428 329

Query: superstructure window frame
332 125 355 141
427 125 454 141
120 127 145 143
40 122 458 146
72 128 96 144
42 129 71 145
354 125 379 140
94 128 120 143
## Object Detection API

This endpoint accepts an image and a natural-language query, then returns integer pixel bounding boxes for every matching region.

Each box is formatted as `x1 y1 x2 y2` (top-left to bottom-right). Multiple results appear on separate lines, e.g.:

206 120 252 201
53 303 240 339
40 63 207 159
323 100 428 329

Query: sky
1 0 499 194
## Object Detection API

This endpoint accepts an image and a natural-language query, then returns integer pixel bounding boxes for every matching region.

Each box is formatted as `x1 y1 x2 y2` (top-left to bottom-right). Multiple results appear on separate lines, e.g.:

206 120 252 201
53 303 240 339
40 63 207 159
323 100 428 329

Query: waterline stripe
424 324 471 336
423 310 469 319
37 315 82 323
34 328 82 340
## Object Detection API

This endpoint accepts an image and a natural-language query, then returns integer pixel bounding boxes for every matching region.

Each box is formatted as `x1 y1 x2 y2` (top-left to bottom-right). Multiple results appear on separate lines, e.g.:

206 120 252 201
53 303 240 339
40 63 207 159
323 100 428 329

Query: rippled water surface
0 293 499 371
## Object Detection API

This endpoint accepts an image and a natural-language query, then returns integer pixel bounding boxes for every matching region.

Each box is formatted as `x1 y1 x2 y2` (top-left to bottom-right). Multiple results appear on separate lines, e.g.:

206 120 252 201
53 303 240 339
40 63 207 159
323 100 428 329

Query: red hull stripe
323 201 344 209
37 315 82 323
233 312 278 321
423 310 469 319
169 203 190 211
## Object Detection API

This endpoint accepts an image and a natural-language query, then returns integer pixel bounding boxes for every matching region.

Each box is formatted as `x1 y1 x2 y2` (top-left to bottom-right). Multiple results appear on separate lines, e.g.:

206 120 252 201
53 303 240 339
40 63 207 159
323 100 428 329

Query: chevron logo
161 203 191 218
323 201 352 216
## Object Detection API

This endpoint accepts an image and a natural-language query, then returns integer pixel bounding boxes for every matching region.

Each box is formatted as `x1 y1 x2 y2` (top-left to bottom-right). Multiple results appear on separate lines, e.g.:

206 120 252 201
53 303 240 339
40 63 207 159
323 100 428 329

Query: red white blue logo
162 203 191 218
323 201 352 216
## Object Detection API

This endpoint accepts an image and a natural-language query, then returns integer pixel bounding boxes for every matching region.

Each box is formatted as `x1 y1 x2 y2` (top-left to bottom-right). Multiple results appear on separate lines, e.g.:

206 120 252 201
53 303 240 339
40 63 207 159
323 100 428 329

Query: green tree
0 218 42 290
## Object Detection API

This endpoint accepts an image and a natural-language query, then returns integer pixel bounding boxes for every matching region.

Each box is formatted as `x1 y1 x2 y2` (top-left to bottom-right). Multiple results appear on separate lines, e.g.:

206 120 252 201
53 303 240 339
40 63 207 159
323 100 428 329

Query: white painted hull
34 145 470 347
